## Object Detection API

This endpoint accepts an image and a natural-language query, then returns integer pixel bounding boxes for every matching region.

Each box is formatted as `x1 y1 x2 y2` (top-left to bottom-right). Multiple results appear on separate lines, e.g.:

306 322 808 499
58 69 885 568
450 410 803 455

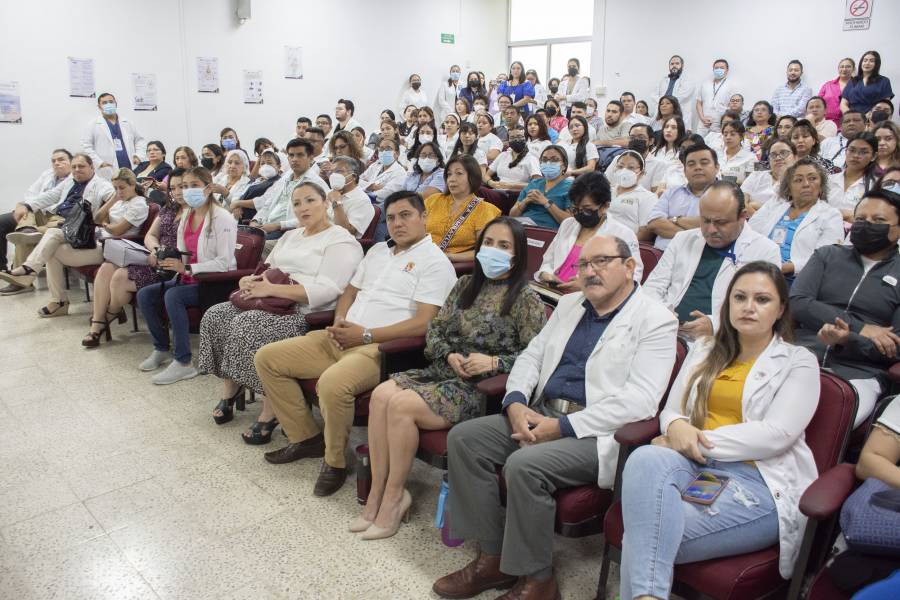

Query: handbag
61 198 96 249
438 196 481 251
102 238 150 267
840 477 900 557
229 264 297 315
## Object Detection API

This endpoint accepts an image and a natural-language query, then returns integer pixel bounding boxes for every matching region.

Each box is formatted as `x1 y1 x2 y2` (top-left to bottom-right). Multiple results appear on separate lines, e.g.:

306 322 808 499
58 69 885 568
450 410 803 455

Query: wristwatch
184 264 192 274
362 329 374 344
671 216 680 225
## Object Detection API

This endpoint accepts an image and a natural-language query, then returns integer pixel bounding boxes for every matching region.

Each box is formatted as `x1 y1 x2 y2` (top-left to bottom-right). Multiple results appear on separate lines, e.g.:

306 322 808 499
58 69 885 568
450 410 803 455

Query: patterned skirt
198 301 308 394
391 363 484 425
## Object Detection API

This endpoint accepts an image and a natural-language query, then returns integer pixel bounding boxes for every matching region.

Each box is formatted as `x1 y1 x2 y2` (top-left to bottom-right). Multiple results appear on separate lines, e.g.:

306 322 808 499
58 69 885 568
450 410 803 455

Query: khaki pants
23 228 102 303
254 329 382 468
13 211 63 268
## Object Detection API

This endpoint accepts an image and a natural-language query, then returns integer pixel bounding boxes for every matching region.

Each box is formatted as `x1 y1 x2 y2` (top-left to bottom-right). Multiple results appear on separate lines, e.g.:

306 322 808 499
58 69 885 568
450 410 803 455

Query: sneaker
139 350 171 372
152 360 199 385
0 283 34 296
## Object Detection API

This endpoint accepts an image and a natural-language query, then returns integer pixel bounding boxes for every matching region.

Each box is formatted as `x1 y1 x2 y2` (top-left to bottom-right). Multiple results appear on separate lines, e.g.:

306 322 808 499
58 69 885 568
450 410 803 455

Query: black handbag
61 198 96 249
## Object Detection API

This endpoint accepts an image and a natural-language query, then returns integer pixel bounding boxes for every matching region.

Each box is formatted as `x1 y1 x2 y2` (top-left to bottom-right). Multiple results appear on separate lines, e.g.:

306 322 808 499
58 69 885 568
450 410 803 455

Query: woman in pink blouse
818 58 855 129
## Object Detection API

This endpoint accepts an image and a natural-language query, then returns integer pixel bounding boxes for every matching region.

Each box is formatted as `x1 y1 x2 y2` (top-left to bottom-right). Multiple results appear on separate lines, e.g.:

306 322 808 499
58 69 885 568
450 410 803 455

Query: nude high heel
360 489 412 540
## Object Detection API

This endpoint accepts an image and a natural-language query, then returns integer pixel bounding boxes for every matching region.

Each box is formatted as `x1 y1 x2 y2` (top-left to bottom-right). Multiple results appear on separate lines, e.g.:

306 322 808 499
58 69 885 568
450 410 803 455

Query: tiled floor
0 284 619 600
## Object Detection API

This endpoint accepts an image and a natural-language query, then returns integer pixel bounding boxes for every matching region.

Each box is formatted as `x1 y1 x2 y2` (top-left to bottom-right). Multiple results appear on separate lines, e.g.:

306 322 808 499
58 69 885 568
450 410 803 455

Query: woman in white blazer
748 157 844 279
137 166 237 386
81 95 146 175
536 172 643 288
619 261 821 600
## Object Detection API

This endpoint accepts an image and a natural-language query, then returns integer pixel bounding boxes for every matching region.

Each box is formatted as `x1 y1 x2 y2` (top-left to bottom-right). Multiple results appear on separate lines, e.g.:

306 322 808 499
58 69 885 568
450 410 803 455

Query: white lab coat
535 216 643 282
653 74 697 129
827 172 868 215
434 81 460 124
506 287 679 487
556 76 590 114
23 168 65 203
642 225 781 329
81 115 146 170
176 204 237 274
660 335 820 578
399 87 429 114
748 199 844 273
26 175 115 216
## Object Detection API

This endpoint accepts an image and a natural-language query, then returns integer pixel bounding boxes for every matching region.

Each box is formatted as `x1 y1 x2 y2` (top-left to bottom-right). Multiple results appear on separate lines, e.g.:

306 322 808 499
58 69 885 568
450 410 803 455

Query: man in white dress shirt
696 59 735 136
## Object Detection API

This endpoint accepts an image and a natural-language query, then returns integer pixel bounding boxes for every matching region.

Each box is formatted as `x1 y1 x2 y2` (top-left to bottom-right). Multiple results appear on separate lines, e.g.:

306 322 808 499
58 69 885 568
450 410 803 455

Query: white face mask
418 157 438 173
329 173 347 191
615 168 638 188
419 135 434 144
258 164 277 179
586 107 595 117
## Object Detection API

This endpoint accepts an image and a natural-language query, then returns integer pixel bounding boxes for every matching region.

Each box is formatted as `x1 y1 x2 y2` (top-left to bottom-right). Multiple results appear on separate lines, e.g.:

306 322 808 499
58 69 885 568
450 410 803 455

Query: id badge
114 138 124 152
771 226 787 245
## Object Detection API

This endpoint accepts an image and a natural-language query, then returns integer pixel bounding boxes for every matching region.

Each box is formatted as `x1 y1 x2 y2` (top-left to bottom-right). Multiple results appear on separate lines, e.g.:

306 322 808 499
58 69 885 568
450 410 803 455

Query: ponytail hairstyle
112 167 145 198
680 261 792 428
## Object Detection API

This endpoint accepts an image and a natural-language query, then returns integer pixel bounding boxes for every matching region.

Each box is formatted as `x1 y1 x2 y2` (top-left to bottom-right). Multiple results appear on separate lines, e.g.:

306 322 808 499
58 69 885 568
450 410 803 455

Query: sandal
82 320 111 348
37 301 69 318
242 417 280 445
212 386 246 425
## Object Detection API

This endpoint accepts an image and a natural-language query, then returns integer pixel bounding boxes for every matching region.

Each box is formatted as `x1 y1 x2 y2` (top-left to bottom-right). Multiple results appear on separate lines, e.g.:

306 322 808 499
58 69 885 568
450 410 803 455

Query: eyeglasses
540 157 563 164
577 255 626 272
769 150 793 160
847 147 873 157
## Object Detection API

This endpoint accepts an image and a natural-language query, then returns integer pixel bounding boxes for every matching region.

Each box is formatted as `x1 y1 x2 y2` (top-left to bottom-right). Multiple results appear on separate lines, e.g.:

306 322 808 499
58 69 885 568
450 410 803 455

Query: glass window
549 41 592 82
509 0 593 41
510 45 549 84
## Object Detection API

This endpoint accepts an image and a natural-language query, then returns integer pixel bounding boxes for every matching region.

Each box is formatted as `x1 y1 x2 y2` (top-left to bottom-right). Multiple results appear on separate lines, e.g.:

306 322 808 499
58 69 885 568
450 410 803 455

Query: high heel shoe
241 416 279 445
37 301 68 318
107 309 127 325
348 516 373 533
81 320 111 347
360 489 412 540
212 386 245 425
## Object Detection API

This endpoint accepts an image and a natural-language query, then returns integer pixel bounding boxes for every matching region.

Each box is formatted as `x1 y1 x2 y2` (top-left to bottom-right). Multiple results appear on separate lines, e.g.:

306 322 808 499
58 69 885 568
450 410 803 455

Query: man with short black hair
696 59 734 135
315 114 333 141
593 100 630 147
653 55 696 129
295 116 312 138
621 92 651 125
771 60 812 118
305 126 328 167
604 124 667 191
81 92 146 172
334 99 362 134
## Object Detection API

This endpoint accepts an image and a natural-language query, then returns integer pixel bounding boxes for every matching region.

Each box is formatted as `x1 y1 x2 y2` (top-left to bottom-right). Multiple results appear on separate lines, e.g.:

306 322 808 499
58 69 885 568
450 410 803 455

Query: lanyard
711 78 727 102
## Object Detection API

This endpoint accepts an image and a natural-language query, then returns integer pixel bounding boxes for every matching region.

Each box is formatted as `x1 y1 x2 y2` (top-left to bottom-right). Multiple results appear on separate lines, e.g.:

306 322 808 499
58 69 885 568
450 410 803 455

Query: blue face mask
476 245 512 279
222 138 237 150
883 181 900 195
101 103 117 116
183 187 207 208
450 71 461 81
713 67 726 79
379 150 395 166
540 162 562 179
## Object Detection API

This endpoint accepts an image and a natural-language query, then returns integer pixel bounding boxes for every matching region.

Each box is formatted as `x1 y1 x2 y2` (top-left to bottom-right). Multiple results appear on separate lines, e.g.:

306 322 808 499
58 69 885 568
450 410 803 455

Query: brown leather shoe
263 433 325 464
494 574 560 600
313 462 347 496
432 552 518 599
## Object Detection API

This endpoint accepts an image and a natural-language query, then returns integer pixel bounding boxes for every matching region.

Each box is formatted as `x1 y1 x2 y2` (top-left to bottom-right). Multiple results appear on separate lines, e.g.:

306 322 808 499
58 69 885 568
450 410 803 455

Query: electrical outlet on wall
594 86 607 97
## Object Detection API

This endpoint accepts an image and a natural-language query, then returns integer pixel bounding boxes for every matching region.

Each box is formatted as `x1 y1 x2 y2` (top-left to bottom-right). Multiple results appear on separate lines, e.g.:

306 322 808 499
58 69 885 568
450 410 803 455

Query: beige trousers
23 228 102 303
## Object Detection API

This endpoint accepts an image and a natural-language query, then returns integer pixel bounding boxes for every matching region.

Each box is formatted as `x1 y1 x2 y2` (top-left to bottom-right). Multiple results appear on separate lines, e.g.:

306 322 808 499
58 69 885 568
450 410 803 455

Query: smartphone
682 472 729 505
753 161 767 172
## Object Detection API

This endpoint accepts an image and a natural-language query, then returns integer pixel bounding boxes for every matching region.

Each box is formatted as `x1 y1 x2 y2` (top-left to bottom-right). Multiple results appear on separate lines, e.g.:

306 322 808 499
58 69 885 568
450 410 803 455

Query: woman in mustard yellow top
424 154 500 262
617 261 822 599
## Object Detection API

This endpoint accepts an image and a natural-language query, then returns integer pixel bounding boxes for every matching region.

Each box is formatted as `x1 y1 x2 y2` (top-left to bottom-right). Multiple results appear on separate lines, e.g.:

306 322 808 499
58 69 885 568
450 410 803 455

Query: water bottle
435 473 464 547
355 444 371 505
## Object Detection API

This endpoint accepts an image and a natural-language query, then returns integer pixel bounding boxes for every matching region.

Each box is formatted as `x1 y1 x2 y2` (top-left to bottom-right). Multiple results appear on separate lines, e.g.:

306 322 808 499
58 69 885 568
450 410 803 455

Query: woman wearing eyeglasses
509 145 573 230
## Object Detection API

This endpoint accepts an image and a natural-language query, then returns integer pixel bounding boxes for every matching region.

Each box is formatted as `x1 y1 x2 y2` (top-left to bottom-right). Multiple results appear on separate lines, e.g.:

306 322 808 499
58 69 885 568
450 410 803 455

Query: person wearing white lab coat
748 158 844 278
653 55 696 130
433 65 462 124
434 234 677 597
643 182 781 339
81 93 146 175
619 261 821 600
554 58 590 116
399 73 429 115
696 60 736 136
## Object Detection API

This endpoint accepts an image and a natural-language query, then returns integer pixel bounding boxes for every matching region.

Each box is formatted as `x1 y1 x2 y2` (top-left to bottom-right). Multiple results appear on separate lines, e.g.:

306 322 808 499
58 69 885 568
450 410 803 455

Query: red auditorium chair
359 206 380 253
597 371 858 600
478 186 517 215
638 241 663 284
523 225 557 280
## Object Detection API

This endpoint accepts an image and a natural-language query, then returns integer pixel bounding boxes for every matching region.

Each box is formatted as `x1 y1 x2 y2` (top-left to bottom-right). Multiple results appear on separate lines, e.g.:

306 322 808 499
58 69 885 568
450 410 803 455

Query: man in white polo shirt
255 190 457 497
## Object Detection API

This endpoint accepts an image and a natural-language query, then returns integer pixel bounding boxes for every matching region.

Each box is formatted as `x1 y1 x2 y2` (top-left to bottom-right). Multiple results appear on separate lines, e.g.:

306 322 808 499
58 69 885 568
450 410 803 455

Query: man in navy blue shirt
81 92 146 172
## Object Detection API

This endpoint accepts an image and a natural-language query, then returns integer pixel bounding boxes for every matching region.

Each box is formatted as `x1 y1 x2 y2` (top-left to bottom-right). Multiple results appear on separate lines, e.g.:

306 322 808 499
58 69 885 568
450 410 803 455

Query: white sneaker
139 350 171 372
152 360 199 385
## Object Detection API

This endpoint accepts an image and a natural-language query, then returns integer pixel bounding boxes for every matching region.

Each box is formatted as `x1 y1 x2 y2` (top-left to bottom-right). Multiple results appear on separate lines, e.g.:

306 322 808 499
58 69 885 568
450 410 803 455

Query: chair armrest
799 463 858 520
453 261 475 277
888 362 900 384
193 268 256 283
476 374 509 398
305 310 335 329
614 418 661 447
379 336 426 355
379 336 428 376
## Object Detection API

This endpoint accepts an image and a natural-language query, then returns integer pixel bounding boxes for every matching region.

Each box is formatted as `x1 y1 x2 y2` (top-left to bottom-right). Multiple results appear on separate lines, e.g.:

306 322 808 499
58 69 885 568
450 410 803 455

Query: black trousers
0 211 17 270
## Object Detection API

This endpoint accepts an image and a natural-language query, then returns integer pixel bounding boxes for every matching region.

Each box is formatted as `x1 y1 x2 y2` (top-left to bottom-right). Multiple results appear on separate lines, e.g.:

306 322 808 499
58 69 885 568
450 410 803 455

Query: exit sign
441 33 455 44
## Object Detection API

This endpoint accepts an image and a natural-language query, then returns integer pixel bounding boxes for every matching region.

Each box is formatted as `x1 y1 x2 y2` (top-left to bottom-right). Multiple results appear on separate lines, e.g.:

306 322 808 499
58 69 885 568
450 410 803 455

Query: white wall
0 0 508 210
589 0 900 126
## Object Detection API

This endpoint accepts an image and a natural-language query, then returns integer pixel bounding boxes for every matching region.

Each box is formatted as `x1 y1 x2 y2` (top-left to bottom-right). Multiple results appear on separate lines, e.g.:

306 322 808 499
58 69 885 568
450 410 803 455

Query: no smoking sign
843 0 873 30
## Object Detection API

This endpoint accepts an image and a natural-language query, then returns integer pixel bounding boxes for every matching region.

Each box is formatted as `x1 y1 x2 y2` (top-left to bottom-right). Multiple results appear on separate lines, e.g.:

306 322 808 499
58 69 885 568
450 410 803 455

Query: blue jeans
137 279 200 364
620 445 779 600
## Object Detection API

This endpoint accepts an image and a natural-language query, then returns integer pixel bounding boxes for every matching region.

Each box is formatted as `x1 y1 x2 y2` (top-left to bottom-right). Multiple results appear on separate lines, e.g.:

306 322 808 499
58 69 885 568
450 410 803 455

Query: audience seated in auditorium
255 190 456 496
620 261 820 600
792 189 900 427
133 140 173 186
356 217 545 539
432 234 677 600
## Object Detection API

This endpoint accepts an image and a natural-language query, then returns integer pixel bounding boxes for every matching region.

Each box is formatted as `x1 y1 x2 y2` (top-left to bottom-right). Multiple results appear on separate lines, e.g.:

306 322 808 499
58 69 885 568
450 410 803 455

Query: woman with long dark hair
563 115 598 176
841 50 893 115
353 216 546 539
619 261 821 600
827 132 878 221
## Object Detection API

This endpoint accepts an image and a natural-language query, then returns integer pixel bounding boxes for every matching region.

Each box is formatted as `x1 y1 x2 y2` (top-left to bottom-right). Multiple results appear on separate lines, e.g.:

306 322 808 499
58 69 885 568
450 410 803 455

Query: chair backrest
807 372 858 473
360 205 380 242
524 226 558 280
639 242 663 284
235 225 266 269
477 186 517 215
137 202 160 239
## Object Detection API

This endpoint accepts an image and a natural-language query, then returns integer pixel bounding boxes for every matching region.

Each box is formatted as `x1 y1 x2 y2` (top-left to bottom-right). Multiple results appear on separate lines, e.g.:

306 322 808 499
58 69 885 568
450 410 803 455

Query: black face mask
201 157 215 170
850 221 894 254
545 107 557 117
567 67 578 77
509 140 527 154
411 82 421 90
871 110 890 124
548 85 559 94
468 80 479 89
628 138 649 154
574 208 601 229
